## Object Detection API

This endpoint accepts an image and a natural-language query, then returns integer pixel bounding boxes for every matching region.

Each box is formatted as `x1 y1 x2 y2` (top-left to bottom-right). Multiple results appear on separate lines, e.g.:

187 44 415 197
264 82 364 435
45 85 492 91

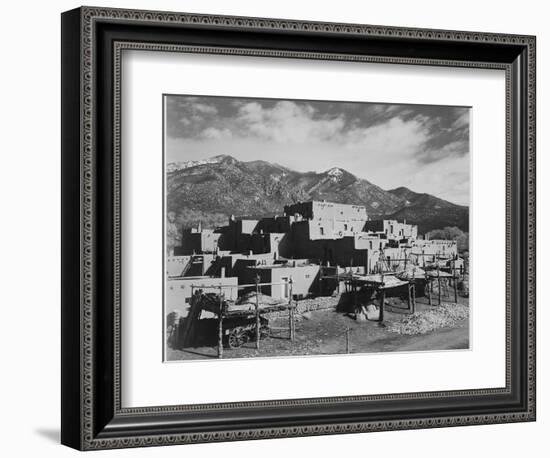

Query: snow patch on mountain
326 167 344 177
166 156 224 173
326 167 346 182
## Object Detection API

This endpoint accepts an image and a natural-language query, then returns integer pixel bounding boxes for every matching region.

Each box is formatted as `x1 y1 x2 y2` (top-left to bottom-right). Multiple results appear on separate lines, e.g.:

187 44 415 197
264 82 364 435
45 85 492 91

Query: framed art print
61 6 536 450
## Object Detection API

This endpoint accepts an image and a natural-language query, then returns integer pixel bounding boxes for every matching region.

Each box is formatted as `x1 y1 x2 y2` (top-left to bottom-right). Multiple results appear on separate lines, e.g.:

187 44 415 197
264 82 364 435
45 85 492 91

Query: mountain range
166 154 469 234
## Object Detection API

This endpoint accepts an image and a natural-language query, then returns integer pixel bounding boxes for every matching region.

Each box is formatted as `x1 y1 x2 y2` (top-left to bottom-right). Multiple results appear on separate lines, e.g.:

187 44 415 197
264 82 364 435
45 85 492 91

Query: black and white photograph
164 94 471 361
1 0 542 454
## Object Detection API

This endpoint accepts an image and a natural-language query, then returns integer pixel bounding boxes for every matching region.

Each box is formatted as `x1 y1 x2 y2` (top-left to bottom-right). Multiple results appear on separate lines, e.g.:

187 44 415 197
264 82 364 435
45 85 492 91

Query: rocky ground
166 293 470 361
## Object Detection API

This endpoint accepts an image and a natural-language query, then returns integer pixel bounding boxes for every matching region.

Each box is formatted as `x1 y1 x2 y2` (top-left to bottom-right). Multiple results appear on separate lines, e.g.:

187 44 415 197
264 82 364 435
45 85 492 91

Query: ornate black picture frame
61 6 536 450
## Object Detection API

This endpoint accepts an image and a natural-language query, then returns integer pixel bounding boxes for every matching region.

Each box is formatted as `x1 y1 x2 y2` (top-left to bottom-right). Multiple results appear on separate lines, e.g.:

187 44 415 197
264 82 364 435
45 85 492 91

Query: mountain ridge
167 155 469 234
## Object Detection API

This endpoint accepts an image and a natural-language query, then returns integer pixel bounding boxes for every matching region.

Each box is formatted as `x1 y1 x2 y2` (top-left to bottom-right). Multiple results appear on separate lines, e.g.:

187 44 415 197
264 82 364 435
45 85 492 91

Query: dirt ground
166 294 470 361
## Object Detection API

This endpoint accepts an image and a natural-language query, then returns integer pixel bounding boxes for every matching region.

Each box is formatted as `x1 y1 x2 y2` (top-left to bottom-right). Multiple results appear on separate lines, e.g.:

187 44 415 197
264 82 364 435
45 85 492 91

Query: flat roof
167 275 238 281
248 263 316 270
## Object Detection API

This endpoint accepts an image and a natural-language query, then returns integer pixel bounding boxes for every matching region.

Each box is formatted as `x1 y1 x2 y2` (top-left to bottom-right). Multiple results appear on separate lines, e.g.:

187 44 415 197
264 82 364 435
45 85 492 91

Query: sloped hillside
166 155 469 235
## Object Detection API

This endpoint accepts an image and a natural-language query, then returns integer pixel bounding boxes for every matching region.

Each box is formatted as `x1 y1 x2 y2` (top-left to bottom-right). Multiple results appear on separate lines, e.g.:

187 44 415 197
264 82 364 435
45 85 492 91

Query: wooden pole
218 286 223 359
407 282 412 312
346 327 351 353
379 273 385 324
454 275 458 304
173 318 179 349
255 275 260 350
411 268 416 314
427 274 432 307
336 265 340 294
188 285 194 351
411 282 416 314
437 266 441 306
289 278 294 341
288 304 296 341
351 279 357 312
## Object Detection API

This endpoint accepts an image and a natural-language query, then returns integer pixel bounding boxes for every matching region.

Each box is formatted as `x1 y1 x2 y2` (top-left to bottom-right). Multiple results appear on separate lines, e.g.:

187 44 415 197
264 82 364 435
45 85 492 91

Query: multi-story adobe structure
284 201 407 270
176 228 223 255
284 201 369 239
363 219 418 243
248 260 321 300
166 200 459 315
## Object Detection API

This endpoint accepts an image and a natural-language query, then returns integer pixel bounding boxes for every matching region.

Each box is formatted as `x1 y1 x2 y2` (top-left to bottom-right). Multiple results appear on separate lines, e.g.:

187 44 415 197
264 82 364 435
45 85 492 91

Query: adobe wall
165 276 239 316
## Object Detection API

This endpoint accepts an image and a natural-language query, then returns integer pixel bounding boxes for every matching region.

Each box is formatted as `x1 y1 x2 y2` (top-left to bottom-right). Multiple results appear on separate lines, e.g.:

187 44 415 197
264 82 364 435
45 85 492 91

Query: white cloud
417 139 469 164
237 101 345 143
192 103 218 115
344 117 430 164
199 127 232 140
379 154 470 205
233 101 432 168
176 101 219 128
167 97 470 205
451 110 470 129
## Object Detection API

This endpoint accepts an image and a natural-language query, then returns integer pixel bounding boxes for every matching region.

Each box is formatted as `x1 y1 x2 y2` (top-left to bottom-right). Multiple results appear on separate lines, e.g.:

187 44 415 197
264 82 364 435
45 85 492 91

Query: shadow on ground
35 428 59 443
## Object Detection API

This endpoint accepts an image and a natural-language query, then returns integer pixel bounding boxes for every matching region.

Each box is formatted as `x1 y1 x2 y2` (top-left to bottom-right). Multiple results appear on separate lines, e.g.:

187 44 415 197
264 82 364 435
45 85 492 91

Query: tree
165 209 229 255
427 226 469 252
166 211 181 255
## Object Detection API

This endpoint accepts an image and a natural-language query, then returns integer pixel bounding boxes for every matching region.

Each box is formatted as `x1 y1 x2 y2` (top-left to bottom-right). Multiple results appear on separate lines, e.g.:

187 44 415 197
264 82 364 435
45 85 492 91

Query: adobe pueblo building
167 200 463 320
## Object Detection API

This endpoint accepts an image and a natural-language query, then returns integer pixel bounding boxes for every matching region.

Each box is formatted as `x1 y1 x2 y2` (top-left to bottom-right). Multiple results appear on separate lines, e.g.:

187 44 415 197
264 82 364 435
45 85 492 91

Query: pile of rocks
387 302 469 335
294 295 340 314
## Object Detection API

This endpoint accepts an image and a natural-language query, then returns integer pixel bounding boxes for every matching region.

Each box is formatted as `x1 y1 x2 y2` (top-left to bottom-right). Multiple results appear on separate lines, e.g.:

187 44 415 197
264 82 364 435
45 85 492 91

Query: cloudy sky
165 95 470 205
